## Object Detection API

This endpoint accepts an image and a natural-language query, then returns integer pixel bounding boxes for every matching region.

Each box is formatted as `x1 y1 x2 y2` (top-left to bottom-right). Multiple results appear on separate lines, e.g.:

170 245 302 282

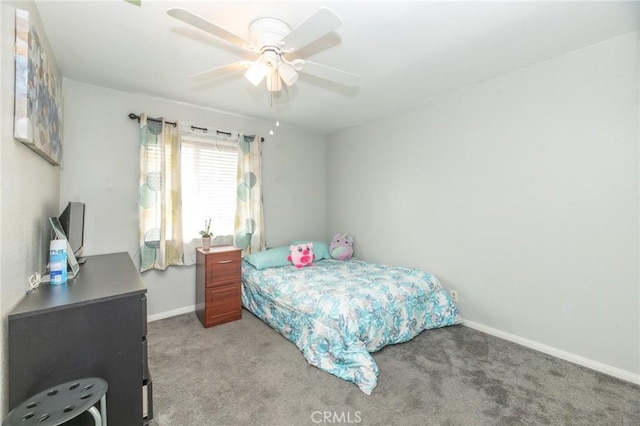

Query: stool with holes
3 377 108 426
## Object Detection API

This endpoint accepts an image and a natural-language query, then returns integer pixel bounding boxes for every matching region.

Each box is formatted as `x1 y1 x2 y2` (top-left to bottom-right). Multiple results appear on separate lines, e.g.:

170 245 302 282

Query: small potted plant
200 218 213 250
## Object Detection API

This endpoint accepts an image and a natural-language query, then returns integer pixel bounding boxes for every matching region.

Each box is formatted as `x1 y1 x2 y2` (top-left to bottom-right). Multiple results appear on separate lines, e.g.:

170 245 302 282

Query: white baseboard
463 320 640 386
147 305 196 322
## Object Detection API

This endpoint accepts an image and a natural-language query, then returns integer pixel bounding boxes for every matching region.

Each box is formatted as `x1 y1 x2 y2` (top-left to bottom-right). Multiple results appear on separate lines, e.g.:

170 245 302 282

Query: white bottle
49 240 67 285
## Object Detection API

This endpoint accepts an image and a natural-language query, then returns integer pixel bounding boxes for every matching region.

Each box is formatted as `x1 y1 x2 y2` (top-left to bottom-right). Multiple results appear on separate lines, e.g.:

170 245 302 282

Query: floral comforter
241 258 462 394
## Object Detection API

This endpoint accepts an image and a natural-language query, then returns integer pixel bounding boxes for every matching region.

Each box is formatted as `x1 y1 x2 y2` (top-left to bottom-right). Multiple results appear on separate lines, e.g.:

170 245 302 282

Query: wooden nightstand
196 246 242 328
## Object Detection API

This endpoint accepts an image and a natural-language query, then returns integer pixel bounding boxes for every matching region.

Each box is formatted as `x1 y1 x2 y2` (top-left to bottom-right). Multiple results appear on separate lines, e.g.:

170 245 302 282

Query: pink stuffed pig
288 242 315 268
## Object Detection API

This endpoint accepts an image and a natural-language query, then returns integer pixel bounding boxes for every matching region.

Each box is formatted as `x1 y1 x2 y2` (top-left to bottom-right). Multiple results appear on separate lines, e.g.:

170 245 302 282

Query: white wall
1 0 62 415
326 32 639 380
61 80 326 316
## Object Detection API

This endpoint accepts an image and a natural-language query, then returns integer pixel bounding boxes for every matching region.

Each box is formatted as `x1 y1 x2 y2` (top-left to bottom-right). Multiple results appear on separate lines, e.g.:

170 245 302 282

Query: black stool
4 377 108 426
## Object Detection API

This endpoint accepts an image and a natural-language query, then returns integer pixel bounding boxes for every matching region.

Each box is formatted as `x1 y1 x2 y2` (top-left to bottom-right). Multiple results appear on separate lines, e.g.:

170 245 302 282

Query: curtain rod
127 113 264 142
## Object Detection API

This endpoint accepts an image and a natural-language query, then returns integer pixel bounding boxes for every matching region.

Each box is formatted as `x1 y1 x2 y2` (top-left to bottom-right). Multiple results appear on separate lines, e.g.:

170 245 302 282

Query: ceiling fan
167 7 360 92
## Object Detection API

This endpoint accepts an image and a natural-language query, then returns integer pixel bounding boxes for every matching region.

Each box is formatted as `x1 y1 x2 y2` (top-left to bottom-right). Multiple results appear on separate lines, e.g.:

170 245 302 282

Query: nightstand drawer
205 251 241 286
205 283 241 326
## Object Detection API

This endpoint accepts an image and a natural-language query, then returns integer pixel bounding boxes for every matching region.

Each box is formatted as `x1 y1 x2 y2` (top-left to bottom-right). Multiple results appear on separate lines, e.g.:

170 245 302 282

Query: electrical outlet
450 290 459 302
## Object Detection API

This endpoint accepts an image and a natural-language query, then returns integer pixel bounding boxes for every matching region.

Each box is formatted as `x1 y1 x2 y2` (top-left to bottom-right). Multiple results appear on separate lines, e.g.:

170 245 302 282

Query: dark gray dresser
8 252 153 425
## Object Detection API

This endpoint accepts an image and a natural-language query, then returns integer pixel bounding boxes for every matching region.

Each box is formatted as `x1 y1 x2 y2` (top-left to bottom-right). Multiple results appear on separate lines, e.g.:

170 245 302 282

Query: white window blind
181 136 238 240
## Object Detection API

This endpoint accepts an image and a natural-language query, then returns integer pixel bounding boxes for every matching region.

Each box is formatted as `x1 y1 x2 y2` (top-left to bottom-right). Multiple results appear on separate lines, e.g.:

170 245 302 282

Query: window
181 135 238 240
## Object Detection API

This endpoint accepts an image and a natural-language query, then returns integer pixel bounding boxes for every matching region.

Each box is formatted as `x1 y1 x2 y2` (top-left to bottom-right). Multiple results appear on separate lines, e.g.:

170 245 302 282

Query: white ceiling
34 1 640 135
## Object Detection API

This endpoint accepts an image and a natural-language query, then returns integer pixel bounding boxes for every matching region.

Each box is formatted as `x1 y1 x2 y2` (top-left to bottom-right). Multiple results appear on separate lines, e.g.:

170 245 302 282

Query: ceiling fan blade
280 8 342 52
189 61 252 81
167 8 249 48
298 60 360 87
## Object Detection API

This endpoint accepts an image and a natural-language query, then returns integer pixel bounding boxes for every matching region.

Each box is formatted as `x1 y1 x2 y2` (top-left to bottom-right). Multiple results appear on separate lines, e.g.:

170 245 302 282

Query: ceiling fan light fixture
245 62 264 86
266 74 282 92
278 62 298 86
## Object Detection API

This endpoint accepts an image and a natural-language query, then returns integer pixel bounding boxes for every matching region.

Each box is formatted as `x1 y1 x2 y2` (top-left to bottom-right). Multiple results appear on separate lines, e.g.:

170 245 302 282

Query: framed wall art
14 9 63 165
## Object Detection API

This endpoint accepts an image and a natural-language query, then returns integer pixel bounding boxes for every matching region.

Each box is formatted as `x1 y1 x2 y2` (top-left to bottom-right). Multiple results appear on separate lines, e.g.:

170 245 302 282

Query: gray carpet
147 310 639 425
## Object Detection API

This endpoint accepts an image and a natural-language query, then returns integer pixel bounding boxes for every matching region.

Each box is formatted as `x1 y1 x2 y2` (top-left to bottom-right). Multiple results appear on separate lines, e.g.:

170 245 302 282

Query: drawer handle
217 260 232 264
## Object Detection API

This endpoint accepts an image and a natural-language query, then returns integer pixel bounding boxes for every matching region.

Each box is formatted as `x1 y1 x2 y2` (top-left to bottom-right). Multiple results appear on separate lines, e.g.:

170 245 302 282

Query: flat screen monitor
59 202 85 258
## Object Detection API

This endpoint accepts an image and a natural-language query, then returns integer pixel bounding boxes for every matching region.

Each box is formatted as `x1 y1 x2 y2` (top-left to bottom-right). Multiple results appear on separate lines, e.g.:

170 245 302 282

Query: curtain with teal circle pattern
138 113 185 271
234 134 266 256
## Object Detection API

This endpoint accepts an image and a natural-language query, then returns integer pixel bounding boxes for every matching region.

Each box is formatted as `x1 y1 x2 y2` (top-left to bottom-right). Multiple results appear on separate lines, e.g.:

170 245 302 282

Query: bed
241 256 462 394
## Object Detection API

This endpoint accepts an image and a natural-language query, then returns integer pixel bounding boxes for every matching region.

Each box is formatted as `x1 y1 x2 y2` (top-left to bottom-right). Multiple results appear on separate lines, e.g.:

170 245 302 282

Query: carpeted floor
147 310 639 425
